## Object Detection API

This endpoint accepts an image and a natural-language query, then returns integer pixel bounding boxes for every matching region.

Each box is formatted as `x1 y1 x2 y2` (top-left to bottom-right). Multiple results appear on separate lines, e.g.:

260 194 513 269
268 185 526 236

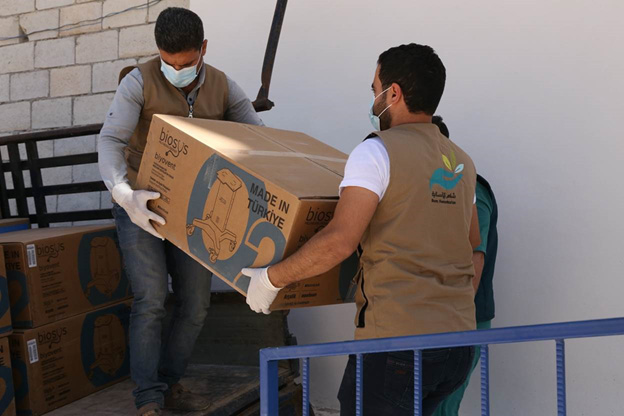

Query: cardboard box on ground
136 115 359 310
9 300 132 416
0 226 131 328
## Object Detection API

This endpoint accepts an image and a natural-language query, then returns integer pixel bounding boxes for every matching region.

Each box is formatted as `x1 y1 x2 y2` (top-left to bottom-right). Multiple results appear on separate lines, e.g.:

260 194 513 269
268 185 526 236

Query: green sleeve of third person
474 181 493 253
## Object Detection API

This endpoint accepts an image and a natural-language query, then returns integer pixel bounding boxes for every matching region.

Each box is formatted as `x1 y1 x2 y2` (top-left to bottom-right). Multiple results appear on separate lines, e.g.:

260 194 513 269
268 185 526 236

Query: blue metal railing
260 317 624 415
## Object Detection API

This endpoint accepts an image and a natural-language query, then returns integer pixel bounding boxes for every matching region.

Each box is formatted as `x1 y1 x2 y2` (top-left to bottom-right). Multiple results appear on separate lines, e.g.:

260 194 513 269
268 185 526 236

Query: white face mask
369 86 393 131
160 55 203 88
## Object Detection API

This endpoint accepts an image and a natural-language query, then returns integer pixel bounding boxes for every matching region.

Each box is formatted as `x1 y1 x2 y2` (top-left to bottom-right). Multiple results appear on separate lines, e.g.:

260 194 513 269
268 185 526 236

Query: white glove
242 267 281 314
112 182 166 240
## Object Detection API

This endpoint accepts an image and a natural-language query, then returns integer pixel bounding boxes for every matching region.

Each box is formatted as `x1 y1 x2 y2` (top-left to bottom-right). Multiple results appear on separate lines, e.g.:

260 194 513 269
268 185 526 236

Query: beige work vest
354 123 477 340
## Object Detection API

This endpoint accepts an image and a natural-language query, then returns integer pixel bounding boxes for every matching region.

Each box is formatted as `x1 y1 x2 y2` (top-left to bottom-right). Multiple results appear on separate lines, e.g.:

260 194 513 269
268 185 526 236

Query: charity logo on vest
429 149 464 205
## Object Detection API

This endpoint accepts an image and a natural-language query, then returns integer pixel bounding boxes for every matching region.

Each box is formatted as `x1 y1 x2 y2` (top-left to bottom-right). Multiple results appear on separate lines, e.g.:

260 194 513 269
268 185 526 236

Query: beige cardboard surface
0 220 29 236
0 226 131 328
0 251 12 337
9 300 131 416
0 338 16 416
136 115 358 309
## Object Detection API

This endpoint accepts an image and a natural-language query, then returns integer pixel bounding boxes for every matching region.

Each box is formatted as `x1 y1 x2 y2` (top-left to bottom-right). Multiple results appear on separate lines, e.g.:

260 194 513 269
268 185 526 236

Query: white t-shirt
339 137 390 200
339 136 475 203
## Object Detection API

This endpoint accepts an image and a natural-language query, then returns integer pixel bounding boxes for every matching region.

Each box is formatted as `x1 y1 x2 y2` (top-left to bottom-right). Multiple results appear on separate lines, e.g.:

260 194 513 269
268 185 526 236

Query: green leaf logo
442 154 452 171
450 150 457 170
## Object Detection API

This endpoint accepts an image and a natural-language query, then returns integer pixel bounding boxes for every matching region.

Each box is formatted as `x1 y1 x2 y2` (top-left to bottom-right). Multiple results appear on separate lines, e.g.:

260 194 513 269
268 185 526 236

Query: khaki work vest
354 123 477 340
119 58 229 186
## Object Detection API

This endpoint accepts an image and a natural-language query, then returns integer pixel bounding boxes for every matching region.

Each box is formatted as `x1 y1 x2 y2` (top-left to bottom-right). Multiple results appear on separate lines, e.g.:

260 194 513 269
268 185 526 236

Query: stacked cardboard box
0 338 15 416
0 220 29 236
0 225 131 415
0 225 131 328
9 300 132 415
136 115 359 310
0 250 13 339
0 249 16 416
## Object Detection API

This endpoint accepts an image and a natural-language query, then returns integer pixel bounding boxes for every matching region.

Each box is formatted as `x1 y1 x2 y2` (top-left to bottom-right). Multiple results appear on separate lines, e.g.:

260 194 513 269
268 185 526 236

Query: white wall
192 1 624 414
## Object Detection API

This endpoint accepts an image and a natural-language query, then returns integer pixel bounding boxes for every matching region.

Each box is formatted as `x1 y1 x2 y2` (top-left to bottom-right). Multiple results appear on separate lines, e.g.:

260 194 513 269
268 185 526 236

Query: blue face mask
369 86 393 131
160 55 202 88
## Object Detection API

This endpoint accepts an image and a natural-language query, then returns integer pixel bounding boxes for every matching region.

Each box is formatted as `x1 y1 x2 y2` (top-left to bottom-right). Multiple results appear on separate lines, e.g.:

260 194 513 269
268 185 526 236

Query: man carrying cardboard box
242 43 480 415
98 7 263 416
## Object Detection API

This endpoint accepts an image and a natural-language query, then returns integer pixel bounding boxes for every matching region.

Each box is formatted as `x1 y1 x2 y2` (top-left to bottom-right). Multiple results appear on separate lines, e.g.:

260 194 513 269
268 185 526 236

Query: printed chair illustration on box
84 237 121 298
187 169 242 263
88 314 126 380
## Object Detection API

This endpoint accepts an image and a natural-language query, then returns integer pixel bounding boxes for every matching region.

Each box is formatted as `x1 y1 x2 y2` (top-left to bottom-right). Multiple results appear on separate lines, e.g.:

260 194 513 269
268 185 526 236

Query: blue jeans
113 204 212 409
338 346 474 416
432 320 492 416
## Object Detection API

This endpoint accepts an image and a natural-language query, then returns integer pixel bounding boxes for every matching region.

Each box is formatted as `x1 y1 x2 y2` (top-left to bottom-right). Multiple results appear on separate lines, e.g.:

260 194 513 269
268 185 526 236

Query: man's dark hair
432 115 450 138
155 7 204 53
377 44 446 115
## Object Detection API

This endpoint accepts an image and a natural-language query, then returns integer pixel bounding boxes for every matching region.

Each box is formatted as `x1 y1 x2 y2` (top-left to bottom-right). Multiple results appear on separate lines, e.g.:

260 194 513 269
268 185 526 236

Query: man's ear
390 82 402 104
201 39 208 57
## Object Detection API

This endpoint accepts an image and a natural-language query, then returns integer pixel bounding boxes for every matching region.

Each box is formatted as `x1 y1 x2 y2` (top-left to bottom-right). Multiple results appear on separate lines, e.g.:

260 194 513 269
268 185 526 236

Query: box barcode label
27 244 37 268
27 339 39 364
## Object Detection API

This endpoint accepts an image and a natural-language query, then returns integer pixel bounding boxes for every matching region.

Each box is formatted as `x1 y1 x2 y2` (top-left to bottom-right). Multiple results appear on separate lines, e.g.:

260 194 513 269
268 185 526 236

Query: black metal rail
0 124 108 228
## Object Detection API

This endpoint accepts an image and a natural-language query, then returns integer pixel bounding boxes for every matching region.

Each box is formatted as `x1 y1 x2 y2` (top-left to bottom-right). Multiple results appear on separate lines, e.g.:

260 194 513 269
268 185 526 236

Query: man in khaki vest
242 43 480 415
98 7 263 416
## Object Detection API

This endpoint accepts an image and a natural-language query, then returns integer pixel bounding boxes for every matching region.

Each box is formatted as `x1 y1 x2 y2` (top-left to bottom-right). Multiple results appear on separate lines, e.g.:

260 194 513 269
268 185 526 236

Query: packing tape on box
224 149 347 163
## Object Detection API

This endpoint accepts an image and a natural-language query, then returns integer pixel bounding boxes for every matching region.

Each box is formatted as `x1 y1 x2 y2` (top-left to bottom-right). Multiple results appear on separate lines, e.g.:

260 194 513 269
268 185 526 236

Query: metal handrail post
259 350 279 416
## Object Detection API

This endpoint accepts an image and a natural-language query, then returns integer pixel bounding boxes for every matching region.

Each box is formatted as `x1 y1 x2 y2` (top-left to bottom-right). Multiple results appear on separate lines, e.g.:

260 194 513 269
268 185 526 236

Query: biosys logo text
159 127 188 157
37 242 65 263
37 326 68 349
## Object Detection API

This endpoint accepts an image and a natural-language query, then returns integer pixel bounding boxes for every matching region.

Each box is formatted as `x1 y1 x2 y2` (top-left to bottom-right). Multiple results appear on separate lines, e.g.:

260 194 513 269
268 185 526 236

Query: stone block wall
0 0 189 222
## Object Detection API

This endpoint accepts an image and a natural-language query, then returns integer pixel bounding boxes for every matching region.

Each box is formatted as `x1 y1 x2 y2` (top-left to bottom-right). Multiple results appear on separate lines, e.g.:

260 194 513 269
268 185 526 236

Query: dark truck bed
47 364 298 416
0 126 309 415
47 293 304 416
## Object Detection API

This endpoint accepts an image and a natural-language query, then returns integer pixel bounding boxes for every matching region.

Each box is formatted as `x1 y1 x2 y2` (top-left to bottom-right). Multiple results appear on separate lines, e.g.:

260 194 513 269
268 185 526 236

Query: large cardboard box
0 338 16 416
9 300 131 416
136 115 358 310
0 251 12 336
0 220 29 235
0 226 131 328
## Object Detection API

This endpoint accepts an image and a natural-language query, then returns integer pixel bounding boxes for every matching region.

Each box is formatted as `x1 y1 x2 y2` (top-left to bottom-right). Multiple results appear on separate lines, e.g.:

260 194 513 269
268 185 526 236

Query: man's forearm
98 135 130 192
98 69 143 192
268 226 354 288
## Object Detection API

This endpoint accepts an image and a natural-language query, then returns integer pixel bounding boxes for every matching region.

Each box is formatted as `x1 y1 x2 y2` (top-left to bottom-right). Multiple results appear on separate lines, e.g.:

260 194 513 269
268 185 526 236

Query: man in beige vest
242 43 480 415
98 7 263 416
